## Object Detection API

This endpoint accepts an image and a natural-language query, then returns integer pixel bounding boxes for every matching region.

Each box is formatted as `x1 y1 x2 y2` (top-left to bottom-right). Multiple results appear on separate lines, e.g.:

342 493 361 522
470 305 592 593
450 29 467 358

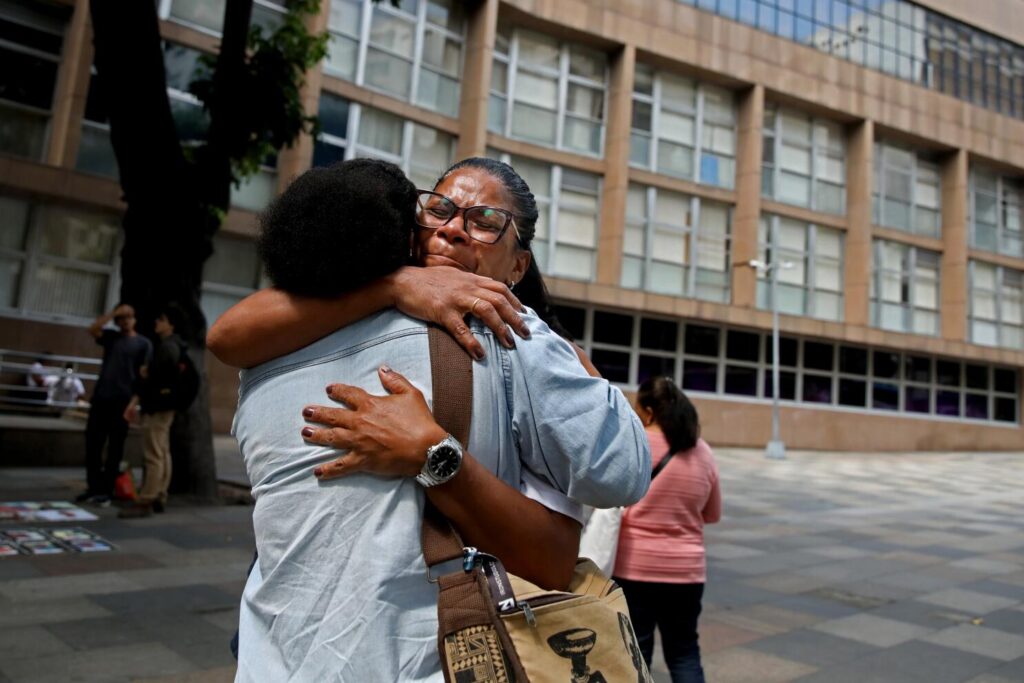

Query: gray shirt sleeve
506 312 651 509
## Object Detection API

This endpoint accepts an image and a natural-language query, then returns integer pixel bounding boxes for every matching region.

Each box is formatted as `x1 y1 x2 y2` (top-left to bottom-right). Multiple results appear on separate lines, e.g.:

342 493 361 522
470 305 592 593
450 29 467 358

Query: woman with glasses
209 157 638 590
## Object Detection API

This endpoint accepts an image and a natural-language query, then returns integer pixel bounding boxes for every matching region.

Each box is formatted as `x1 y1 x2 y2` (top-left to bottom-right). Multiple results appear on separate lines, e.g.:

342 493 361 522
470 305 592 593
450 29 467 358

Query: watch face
428 446 461 479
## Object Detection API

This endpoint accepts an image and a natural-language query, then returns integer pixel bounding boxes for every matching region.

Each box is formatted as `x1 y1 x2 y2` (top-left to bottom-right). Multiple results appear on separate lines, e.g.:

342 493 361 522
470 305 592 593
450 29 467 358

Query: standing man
120 304 187 518
78 303 152 505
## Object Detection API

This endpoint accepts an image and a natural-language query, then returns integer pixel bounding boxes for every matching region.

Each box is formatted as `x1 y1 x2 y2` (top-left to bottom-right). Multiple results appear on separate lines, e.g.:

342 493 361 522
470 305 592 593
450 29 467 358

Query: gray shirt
93 329 152 402
233 310 649 682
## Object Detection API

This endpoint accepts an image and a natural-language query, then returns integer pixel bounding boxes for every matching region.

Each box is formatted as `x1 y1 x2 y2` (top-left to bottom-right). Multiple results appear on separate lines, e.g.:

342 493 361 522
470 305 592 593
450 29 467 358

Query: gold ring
470 297 483 316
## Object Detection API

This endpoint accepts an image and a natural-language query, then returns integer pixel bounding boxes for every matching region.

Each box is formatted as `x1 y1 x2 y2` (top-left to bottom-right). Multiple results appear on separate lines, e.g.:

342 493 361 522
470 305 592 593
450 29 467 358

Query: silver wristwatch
415 434 464 488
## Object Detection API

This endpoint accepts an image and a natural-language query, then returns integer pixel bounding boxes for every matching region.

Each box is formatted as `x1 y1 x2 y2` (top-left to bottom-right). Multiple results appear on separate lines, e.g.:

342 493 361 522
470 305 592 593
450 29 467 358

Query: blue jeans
617 577 705 683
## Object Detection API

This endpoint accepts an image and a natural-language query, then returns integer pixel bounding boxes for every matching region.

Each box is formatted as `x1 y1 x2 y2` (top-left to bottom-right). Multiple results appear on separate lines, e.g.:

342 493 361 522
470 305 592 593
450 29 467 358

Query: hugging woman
209 157 650 681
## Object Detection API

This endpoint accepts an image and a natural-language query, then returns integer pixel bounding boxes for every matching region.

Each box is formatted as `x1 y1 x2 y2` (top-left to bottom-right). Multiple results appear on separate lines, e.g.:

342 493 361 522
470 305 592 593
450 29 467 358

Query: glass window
762 104 845 214
970 260 1024 350
490 29 607 156
630 67 736 188
871 239 939 335
757 215 843 320
970 168 1024 259
0 0 69 159
315 99 453 191
678 0 1024 120
874 141 941 237
320 0 464 118
0 193 120 319
621 184 731 301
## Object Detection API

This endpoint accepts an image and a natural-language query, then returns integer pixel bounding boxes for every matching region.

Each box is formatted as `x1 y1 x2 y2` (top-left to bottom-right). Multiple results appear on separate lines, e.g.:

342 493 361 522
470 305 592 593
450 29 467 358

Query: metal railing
0 350 101 413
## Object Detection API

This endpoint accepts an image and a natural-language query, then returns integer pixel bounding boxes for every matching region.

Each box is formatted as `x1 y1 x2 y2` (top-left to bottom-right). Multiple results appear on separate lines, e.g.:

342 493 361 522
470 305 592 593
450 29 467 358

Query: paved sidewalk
689 448 1024 683
0 446 1022 682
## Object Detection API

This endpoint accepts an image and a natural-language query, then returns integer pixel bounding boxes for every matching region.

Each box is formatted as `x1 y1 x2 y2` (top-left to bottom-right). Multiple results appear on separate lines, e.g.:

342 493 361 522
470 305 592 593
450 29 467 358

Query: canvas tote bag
424 326 653 683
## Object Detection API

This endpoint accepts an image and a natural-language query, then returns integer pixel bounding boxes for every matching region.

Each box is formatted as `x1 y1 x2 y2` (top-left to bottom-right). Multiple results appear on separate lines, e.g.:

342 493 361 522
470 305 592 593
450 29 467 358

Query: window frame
490 28 608 157
969 259 1024 349
969 167 1024 259
757 214 845 321
629 65 737 189
873 141 942 238
621 183 732 302
0 194 122 325
870 239 941 335
558 301 1019 425
762 103 846 214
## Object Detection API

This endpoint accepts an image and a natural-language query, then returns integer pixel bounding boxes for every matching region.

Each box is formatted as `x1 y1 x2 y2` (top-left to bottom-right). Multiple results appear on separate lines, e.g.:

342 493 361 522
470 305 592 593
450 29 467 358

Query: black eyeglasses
415 190 520 245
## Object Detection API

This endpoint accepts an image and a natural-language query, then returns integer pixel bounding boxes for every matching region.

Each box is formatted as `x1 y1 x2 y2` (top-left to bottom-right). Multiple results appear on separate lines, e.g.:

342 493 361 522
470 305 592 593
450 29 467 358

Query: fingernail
325 384 334 393
472 347 485 361
301 427 314 438
302 407 314 418
380 364 391 374
521 325 531 338
313 467 324 477
504 330 516 348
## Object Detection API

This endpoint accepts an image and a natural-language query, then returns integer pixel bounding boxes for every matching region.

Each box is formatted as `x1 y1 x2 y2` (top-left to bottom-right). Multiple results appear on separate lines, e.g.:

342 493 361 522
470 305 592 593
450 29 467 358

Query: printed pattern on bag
547 628 608 683
445 624 512 683
618 612 652 683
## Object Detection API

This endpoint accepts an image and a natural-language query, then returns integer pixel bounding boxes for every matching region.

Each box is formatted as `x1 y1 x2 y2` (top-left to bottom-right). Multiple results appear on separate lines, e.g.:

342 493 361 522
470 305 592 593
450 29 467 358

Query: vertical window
970 168 1023 259
201 234 265 324
76 66 118 178
620 183 731 302
762 105 846 214
486 150 599 281
873 142 941 237
871 239 940 335
630 64 736 189
757 215 844 321
164 0 287 37
314 98 454 191
0 0 69 160
0 193 120 321
970 260 1024 350
490 29 607 156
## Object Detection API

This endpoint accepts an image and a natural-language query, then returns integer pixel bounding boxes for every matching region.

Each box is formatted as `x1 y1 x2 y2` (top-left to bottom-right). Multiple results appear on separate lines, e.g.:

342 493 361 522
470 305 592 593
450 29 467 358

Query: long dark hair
636 376 700 454
436 157 574 341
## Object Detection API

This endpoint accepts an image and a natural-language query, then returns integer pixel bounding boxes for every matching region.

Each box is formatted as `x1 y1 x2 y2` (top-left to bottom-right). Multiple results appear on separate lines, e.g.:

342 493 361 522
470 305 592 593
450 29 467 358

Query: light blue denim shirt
234 309 649 682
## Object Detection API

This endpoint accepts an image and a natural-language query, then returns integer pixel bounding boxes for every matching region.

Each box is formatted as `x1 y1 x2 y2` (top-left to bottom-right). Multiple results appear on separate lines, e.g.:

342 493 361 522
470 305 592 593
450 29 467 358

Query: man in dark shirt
120 304 187 518
78 303 152 505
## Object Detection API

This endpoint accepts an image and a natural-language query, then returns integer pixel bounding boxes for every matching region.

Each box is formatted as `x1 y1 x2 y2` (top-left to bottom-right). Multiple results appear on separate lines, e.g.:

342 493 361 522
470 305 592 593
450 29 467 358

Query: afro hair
257 158 417 297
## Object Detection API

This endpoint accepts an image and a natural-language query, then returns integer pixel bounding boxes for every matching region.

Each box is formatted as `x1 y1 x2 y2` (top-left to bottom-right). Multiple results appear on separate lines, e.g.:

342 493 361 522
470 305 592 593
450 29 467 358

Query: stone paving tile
705 543 765 560
984 656 1024 681
703 579 783 609
794 556 917 584
46 616 153 652
812 612 935 647
793 641 1003 683
698 617 769 654
701 646 817 683
744 572 833 595
714 551 825 577
868 599 975 630
90 585 239 617
0 625 72 659
0 570 143 603
917 544 980 559
0 642 193 683
803 544 873 559
747 628 878 668
917 588 1021 615
965 675 1020 683
708 604 824 636
0 597 112 628
957 579 1024 600
768 594 862 620
949 557 1023 575
26 552 163 577
0 562 43 581
979 608 1024 634
922 624 1024 662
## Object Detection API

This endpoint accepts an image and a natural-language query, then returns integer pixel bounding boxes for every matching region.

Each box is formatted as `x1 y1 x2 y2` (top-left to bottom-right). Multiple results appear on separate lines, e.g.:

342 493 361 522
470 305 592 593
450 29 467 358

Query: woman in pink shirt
613 376 721 683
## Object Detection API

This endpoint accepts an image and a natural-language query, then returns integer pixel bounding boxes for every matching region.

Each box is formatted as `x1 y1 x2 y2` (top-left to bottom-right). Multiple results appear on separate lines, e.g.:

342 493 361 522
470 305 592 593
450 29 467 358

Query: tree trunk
88 0 253 501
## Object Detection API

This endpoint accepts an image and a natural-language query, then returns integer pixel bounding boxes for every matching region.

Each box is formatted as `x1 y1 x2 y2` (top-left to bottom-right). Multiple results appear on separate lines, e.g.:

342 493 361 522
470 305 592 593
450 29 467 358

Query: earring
508 280 516 290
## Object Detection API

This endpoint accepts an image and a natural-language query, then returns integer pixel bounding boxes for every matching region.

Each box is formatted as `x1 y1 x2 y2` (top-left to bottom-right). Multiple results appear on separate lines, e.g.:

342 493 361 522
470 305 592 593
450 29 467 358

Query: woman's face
416 167 531 284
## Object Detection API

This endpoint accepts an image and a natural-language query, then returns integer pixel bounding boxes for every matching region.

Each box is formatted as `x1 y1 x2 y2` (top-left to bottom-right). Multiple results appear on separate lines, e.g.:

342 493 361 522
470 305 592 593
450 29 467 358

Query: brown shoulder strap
422 326 473 567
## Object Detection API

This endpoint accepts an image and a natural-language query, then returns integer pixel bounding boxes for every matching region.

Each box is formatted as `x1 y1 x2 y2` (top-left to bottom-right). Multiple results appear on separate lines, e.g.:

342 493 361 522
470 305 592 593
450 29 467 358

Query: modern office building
1 0 1021 450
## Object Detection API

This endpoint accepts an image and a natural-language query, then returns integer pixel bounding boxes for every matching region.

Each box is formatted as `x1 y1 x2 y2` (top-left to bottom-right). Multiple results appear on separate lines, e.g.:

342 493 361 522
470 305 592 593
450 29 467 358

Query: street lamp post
746 258 790 460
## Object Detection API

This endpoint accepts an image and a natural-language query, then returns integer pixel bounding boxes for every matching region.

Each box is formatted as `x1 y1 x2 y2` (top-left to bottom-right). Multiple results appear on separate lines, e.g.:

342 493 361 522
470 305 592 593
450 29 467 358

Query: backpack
172 342 200 411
